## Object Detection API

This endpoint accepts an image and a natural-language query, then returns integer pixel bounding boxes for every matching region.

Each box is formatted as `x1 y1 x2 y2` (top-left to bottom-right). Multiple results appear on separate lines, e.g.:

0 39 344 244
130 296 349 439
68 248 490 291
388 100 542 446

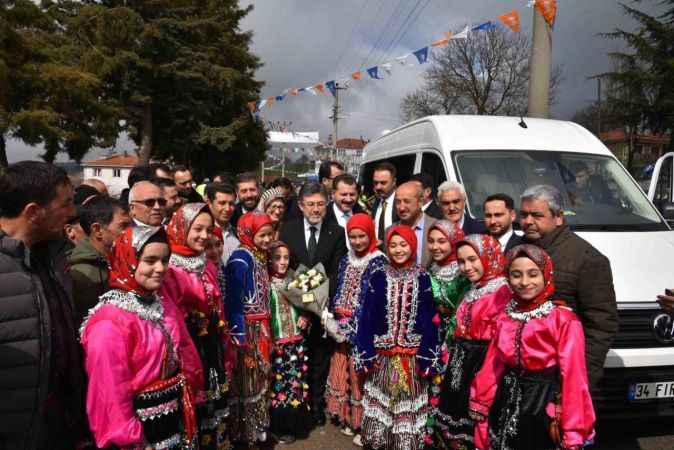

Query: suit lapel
293 221 311 266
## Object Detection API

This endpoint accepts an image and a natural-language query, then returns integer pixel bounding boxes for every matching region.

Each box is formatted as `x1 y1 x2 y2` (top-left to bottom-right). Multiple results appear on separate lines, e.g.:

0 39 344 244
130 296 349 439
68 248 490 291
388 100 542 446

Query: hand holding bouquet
282 264 330 317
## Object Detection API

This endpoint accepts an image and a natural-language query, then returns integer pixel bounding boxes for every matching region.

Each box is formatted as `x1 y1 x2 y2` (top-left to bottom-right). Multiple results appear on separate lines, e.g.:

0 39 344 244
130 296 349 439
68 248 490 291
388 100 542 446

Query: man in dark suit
370 162 398 243
279 182 347 425
484 193 524 252
229 172 261 230
324 174 364 230
410 172 443 220
437 180 486 235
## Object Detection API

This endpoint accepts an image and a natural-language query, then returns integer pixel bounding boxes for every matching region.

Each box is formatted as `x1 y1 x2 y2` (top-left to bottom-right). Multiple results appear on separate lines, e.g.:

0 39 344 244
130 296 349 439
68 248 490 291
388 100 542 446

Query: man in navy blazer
437 181 486 235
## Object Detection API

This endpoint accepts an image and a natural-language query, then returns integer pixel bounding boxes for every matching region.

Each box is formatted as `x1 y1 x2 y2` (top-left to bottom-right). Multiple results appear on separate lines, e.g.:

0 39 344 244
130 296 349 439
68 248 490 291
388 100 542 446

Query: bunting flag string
249 2 555 113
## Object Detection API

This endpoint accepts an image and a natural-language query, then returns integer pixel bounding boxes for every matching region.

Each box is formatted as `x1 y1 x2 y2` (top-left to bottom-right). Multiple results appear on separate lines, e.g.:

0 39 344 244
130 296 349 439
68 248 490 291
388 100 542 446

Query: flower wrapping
281 263 330 317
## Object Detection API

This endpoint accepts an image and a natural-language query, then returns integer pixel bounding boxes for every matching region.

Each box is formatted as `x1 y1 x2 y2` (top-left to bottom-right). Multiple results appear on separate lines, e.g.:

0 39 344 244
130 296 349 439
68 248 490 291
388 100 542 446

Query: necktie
378 201 387 241
308 226 318 263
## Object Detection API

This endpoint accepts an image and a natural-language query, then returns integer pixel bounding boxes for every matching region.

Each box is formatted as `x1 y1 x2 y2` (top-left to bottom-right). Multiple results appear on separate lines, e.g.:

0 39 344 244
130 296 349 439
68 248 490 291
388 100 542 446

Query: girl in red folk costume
469 245 595 450
224 212 275 445
355 225 441 450
436 234 511 449
160 203 229 450
325 213 387 445
267 241 313 444
81 226 202 450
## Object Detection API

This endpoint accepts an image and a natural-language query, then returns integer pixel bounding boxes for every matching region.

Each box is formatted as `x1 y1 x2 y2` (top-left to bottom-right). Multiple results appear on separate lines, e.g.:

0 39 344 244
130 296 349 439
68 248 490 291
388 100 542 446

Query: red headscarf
108 226 167 297
268 240 290 277
428 220 465 266
386 224 417 269
167 203 212 257
211 226 224 243
346 213 378 257
237 211 272 251
456 234 505 287
505 244 555 310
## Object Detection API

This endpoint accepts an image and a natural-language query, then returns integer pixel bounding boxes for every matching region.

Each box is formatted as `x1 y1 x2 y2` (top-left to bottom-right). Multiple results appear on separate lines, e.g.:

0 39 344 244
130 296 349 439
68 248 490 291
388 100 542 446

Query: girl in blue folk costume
355 225 442 450
325 213 387 445
224 212 274 445
267 241 314 444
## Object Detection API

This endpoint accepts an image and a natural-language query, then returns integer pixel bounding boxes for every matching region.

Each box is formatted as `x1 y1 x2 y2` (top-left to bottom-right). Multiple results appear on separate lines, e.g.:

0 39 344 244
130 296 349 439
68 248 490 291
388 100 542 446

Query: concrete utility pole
527 7 552 118
330 82 347 160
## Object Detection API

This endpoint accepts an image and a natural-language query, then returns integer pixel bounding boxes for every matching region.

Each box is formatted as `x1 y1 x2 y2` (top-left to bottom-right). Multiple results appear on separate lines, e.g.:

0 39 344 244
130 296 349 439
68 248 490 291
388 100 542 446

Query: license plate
628 381 674 400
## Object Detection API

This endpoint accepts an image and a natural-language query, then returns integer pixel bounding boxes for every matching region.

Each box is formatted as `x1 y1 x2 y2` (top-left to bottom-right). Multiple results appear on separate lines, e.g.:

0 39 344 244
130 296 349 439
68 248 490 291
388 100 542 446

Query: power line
332 1 370 76
377 0 433 66
358 0 406 70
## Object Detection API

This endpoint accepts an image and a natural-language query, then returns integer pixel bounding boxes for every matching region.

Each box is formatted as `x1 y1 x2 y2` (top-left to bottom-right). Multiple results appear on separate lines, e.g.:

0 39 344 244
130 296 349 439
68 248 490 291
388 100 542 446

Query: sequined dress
224 247 272 444
325 251 386 431
354 265 441 450
469 300 595 450
436 277 510 448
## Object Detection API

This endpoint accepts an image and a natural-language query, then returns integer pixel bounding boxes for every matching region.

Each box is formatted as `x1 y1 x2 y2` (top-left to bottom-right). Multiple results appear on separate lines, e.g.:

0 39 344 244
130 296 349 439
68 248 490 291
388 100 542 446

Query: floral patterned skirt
269 337 314 438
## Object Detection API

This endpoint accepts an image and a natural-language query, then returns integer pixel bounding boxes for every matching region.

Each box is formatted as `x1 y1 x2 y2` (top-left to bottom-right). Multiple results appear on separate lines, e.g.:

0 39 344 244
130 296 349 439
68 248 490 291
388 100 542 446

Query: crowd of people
0 157 665 450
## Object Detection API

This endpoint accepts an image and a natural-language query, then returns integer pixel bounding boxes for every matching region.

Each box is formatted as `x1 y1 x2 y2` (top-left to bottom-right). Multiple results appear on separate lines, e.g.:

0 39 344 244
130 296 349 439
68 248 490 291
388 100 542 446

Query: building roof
336 138 367 150
82 154 138 168
599 128 670 145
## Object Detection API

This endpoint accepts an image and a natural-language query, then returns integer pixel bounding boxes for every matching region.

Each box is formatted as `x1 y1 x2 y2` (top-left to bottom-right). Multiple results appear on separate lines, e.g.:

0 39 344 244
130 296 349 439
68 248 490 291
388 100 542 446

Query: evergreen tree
602 1 674 157
56 0 265 174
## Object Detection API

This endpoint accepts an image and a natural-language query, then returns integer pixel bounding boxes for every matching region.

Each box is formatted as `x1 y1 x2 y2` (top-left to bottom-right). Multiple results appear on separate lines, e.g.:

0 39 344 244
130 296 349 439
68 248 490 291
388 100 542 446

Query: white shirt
497 228 514 251
374 191 395 240
333 203 352 228
412 214 426 265
422 201 433 212
303 218 322 248
457 214 465 230
217 223 240 266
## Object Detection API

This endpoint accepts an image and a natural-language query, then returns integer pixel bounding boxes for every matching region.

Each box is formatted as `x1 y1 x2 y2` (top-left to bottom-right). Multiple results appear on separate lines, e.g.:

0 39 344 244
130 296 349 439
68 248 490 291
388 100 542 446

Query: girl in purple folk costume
355 225 441 450
325 213 387 445
267 241 314 444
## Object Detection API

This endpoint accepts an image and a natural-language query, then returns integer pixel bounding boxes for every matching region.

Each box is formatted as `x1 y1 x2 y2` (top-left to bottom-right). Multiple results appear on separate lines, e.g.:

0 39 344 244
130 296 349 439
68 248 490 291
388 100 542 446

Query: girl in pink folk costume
436 234 511 449
161 203 229 449
81 226 203 449
469 245 595 450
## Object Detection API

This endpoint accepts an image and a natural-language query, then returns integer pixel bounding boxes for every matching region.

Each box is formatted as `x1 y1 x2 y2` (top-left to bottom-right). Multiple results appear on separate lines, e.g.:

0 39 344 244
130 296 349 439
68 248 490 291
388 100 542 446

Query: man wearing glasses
128 181 167 227
280 182 347 427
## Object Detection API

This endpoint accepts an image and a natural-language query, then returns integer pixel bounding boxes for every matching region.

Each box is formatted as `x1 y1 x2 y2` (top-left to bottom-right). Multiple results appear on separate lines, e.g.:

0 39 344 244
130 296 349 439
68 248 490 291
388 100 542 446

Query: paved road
257 419 674 450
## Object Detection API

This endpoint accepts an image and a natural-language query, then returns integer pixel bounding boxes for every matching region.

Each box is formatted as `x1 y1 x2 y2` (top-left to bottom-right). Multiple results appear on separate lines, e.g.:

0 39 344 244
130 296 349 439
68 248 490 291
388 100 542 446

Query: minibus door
647 152 674 226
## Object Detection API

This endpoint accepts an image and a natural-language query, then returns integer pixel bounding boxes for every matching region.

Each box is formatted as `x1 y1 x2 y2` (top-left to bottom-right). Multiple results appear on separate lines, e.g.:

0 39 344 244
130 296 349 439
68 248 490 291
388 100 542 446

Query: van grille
613 308 673 349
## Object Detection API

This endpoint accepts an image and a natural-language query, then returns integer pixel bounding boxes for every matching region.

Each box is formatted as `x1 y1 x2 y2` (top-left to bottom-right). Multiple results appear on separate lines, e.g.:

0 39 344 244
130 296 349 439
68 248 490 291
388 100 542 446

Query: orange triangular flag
266 96 275 106
291 88 299 96
351 71 361 80
247 101 256 113
498 10 521 33
314 83 326 94
444 32 453 40
535 0 557 27
432 37 449 47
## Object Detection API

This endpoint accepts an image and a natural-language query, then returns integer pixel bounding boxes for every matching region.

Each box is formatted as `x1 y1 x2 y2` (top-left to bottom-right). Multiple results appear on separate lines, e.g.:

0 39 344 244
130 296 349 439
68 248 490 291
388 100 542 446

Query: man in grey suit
391 181 437 267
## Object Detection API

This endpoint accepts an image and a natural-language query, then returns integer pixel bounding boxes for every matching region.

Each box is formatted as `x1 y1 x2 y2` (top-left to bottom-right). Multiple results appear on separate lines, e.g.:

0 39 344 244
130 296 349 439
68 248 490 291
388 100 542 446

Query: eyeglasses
132 198 167 208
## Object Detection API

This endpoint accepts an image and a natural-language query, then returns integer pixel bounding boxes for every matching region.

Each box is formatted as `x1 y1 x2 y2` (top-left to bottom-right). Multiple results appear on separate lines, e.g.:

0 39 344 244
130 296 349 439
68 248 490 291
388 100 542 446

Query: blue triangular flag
472 21 497 32
298 87 306 93
275 95 285 102
367 66 381 79
326 80 337 96
413 47 429 64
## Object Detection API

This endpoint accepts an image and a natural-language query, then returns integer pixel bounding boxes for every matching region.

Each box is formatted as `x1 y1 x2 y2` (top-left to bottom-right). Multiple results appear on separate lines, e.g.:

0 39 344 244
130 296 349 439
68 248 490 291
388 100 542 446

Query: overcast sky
7 0 665 163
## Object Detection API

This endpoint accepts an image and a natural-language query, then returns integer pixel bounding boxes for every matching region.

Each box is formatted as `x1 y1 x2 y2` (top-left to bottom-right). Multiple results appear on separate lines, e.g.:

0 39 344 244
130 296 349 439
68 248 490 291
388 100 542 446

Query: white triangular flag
452 25 470 40
381 63 393 76
395 54 413 66
305 86 317 95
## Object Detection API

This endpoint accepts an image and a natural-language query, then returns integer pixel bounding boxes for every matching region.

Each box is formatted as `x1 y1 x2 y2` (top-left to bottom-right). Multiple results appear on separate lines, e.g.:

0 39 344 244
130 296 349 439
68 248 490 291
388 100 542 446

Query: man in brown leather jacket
520 184 618 388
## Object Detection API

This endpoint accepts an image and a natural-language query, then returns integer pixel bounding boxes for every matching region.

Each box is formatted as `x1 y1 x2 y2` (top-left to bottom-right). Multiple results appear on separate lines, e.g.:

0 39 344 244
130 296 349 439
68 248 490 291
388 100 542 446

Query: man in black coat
520 184 617 388
324 174 364 230
279 182 347 425
484 193 524 253
0 162 87 449
410 172 443 220
437 180 486 234
173 165 203 203
370 162 398 243
229 172 261 231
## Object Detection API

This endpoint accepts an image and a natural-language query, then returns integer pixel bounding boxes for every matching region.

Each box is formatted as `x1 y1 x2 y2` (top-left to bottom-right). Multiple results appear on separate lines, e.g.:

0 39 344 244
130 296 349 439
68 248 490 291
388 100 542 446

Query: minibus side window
360 154 416 198
421 152 447 192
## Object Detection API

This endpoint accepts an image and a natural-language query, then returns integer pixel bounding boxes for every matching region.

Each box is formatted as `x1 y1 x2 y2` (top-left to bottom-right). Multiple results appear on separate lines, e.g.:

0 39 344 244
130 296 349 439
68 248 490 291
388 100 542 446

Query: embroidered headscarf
455 234 505 287
428 220 465 266
386 224 417 269
258 187 286 213
108 225 168 297
346 213 378 257
237 211 272 252
505 244 555 309
268 240 290 278
167 203 212 257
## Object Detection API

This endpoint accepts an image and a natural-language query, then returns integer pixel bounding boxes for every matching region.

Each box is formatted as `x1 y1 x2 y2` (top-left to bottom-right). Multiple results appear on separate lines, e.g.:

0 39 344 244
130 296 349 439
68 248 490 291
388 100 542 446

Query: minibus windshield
453 150 668 231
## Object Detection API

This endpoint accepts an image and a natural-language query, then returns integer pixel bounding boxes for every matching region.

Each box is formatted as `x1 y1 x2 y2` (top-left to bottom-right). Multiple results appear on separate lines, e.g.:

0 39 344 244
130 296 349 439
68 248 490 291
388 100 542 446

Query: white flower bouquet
282 263 330 317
